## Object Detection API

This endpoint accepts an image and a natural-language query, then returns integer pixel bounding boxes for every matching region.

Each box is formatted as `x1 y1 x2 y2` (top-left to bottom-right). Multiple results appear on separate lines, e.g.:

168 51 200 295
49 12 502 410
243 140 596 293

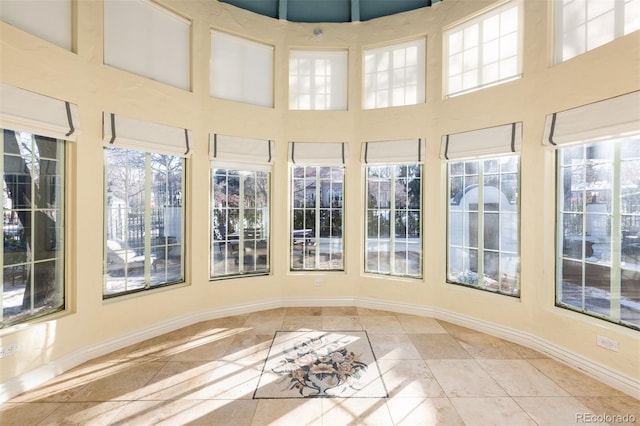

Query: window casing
444 0 522 97
447 156 520 295
289 50 348 111
2 129 65 328
211 167 270 278
363 39 426 110
554 0 640 63
556 136 640 329
291 165 344 271
365 164 422 278
104 148 185 298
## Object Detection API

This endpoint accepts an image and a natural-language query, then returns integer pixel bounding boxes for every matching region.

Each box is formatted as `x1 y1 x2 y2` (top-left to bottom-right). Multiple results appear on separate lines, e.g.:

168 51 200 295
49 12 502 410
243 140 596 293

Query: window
0 85 78 328
2 130 65 327
363 140 423 278
210 30 274 107
289 142 346 271
103 113 190 298
544 91 640 329
210 135 272 278
444 0 521 97
363 39 426 109
289 50 348 111
556 137 640 329
0 0 71 50
554 0 640 63
442 123 522 295
104 0 191 90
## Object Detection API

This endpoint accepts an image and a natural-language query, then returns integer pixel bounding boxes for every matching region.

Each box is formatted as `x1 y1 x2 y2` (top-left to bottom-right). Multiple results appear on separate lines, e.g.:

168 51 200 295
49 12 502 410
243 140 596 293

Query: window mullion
610 143 622 321
144 154 152 287
239 174 245 272
477 162 485 288
29 136 36 313
390 168 397 275
315 169 321 267
581 155 587 311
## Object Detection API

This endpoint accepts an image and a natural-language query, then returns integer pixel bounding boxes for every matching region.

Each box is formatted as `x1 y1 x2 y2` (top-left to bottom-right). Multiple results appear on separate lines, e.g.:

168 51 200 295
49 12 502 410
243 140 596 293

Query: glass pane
484 212 499 250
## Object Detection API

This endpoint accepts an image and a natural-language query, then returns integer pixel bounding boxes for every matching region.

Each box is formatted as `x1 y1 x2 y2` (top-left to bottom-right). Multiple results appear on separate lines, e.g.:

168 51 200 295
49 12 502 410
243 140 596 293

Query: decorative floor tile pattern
254 331 387 399
1 307 638 425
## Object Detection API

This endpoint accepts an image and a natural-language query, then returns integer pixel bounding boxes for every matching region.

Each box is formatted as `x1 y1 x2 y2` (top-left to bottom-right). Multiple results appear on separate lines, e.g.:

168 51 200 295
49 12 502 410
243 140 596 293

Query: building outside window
289 142 346 271
556 137 640 329
444 0 522 97
554 0 640 64
0 85 78 328
363 139 423 278
210 135 273 279
363 38 426 109
289 50 348 111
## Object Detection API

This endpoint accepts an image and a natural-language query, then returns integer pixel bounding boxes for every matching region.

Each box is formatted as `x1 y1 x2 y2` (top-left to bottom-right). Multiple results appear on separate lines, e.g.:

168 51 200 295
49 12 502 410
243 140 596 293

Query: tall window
363 38 426 109
444 0 521 97
212 169 270 277
289 50 348 110
544 91 640 329
443 123 522 295
2 130 65 327
210 135 273 279
447 157 520 295
554 0 640 63
363 140 423 278
289 142 346 271
1 85 78 328
556 137 640 329
103 113 189 298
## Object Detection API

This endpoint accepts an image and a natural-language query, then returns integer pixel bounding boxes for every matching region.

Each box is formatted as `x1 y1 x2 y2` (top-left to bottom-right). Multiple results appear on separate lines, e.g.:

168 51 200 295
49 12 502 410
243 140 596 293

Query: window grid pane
291 165 344 271
447 156 520 296
556 137 640 329
445 1 521 97
211 168 270 279
289 51 347 111
366 164 422 278
2 130 65 328
104 148 185 297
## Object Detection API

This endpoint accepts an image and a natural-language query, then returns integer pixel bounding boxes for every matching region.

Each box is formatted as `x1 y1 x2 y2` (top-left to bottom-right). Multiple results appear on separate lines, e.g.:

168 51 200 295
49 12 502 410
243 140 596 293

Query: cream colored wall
0 0 639 390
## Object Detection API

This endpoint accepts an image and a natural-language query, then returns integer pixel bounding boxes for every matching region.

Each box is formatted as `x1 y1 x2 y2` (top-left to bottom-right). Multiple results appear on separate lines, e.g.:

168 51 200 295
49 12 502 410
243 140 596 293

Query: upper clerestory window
444 0 522 98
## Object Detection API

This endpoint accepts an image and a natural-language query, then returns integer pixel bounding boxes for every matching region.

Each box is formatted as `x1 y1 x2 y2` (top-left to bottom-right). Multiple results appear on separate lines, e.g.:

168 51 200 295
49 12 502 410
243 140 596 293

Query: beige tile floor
1 307 638 425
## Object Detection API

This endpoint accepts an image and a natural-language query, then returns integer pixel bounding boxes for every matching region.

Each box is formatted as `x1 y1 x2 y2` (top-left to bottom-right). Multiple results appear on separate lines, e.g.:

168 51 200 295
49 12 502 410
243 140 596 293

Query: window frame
555 136 640 330
1 129 67 328
290 164 345 272
553 0 640 64
446 155 521 296
210 164 271 279
364 163 423 278
363 38 426 110
103 147 186 299
443 0 523 98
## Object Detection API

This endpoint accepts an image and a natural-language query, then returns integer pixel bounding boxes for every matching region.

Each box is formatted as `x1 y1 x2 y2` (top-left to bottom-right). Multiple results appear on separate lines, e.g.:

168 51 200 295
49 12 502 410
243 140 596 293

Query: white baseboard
1 297 638 402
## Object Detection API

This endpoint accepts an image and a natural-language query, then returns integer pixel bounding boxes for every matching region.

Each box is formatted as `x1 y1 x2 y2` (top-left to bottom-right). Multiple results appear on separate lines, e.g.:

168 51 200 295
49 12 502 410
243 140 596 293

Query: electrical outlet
0 343 20 358
596 335 619 352
313 279 324 287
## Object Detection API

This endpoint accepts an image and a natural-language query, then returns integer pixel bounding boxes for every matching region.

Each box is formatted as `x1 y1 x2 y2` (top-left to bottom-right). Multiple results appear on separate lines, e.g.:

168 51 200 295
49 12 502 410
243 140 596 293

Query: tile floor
1 307 638 425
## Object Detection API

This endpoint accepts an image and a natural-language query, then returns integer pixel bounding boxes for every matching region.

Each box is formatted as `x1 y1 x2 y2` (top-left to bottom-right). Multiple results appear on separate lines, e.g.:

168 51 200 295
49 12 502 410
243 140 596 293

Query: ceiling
218 0 441 23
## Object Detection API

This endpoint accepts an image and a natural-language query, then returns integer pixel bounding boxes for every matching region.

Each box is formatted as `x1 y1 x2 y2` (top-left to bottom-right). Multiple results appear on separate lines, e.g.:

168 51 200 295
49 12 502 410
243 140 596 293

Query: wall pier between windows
0 0 638 400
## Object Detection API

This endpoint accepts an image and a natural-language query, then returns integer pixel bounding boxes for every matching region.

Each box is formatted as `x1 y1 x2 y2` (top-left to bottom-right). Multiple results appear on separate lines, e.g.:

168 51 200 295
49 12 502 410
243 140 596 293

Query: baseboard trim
1 297 638 402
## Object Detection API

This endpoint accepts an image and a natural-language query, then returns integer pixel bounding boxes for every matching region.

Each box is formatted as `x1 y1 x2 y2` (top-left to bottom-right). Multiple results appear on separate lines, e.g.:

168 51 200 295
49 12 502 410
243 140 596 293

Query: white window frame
443 0 522 98
554 0 640 64
289 50 348 111
363 38 426 110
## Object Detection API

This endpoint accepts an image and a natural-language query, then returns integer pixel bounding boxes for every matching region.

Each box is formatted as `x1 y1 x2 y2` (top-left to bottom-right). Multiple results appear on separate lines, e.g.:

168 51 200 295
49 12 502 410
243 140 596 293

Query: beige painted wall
1 0 639 390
